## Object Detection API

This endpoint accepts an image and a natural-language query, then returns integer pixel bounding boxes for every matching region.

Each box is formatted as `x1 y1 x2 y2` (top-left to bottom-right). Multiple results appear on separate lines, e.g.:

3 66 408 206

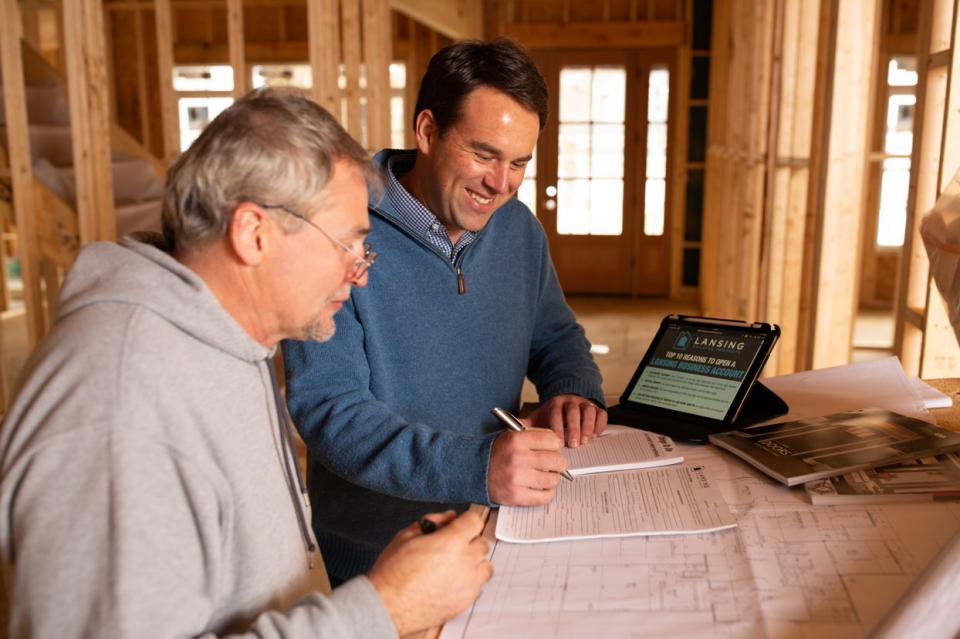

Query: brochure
708 408 960 487
806 453 960 504
563 426 682 476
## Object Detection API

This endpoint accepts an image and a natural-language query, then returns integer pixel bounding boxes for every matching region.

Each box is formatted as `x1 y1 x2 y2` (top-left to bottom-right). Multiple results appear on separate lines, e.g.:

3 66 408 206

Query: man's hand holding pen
487 407 572 506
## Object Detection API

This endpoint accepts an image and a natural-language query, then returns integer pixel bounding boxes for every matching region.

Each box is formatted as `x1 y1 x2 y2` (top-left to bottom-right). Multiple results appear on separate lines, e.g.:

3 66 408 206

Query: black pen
490 407 574 481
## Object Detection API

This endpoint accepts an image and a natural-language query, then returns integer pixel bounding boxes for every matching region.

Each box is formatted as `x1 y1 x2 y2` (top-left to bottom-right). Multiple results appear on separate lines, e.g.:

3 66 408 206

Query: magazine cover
806 453 960 504
709 408 960 486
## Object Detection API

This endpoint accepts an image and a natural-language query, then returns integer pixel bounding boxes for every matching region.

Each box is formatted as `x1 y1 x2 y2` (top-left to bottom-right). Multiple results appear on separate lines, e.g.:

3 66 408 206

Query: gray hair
162 87 379 252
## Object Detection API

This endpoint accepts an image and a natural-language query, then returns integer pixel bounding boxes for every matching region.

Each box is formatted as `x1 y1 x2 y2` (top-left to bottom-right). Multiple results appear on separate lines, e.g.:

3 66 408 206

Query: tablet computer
607 315 786 442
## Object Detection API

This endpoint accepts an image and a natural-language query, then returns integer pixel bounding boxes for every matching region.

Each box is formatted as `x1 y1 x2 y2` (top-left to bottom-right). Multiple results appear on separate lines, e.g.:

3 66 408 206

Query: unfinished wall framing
893 0 960 377
702 0 880 374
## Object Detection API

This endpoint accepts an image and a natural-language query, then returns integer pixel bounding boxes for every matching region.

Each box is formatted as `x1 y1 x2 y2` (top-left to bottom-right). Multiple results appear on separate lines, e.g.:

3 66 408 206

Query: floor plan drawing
442 444 960 638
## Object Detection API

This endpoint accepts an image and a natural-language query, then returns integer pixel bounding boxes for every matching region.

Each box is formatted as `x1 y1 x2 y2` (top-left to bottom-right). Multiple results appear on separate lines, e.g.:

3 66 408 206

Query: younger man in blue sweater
284 39 607 582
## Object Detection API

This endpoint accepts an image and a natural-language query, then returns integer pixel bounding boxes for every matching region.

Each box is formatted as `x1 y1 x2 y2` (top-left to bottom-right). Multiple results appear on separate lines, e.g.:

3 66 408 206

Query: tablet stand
606 382 789 444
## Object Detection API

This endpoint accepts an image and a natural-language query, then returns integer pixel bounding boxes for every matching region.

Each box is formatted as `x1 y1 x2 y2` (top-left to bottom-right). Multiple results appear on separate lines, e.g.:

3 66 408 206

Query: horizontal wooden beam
174 41 310 64
503 20 684 48
389 0 482 40
107 0 307 6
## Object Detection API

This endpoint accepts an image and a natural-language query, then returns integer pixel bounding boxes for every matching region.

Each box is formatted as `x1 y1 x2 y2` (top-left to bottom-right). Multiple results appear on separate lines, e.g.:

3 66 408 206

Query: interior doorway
528 49 675 296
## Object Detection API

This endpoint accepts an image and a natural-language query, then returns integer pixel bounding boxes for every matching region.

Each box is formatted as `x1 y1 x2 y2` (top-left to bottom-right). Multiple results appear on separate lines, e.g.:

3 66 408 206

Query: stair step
54 157 165 206
0 85 69 126
116 199 162 237
24 125 74 166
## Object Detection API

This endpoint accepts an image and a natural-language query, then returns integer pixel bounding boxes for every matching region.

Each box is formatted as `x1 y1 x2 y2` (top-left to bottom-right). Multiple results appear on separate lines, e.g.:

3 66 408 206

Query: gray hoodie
0 238 397 638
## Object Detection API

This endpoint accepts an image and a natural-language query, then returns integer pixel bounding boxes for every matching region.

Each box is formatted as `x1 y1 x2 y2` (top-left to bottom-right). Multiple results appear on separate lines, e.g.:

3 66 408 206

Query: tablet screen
625 322 770 420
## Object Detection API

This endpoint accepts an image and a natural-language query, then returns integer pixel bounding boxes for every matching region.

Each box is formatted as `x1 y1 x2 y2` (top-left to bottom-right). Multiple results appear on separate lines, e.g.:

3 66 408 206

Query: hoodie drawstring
266 360 317 566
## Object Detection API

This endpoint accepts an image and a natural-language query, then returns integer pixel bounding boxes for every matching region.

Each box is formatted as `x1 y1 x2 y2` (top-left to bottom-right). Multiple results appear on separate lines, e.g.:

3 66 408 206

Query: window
644 66 670 236
556 66 626 235
173 65 234 151
876 56 918 247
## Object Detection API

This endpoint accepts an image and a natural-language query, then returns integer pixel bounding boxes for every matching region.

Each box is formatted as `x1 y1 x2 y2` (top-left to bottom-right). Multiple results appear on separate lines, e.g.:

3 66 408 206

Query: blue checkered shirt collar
385 152 477 263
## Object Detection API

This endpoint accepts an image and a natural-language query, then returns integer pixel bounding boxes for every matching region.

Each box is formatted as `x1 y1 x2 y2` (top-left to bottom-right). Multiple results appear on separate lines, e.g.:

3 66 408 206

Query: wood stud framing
1 0 45 345
803 0 881 369
227 0 249 97
62 0 117 245
761 0 819 375
700 0 774 324
12 0 955 382
308 0 341 117
894 0 960 377
703 0 881 373
362 0 392 151
155 0 180 162
342 0 363 140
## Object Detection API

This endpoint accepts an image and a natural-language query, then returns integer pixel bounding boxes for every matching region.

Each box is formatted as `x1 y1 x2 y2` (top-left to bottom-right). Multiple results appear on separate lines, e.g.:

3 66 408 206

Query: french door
528 49 674 296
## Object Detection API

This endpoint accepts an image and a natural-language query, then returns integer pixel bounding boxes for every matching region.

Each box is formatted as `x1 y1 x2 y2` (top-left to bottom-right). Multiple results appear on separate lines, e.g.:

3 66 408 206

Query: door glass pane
590 180 623 234
557 179 591 234
517 146 537 216
592 68 626 122
592 124 625 178
644 179 665 235
558 124 591 178
556 65 626 236
644 66 670 236
559 68 592 121
648 68 670 122
646 123 667 179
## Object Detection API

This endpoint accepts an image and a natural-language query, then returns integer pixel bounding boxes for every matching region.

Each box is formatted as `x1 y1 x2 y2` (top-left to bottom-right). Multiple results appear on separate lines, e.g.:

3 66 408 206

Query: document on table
444 442 960 639
761 356 930 423
563 426 682 476
495 464 736 543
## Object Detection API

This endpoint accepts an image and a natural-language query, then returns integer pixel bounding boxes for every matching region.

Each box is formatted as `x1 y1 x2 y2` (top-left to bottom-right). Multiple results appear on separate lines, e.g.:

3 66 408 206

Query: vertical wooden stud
342 0 363 139
805 0 881 369
62 0 117 244
227 0 249 97
155 0 180 162
135 9 152 150
362 0 392 151
1 0 45 345
308 0 341 117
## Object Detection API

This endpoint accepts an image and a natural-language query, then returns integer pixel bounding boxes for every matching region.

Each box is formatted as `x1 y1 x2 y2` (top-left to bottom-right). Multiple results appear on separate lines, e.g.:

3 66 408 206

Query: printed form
562 426 682 476
496 465 737 543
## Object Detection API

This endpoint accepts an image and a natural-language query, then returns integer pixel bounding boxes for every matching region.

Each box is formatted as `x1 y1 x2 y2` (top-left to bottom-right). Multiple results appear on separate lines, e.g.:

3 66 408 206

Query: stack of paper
496 464 736 543
563 426 682 476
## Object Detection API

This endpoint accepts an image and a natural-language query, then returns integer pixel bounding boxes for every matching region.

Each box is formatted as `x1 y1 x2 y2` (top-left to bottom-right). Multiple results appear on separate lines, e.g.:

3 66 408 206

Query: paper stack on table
562 425 683 476
760 356 931 423
496 464 736 543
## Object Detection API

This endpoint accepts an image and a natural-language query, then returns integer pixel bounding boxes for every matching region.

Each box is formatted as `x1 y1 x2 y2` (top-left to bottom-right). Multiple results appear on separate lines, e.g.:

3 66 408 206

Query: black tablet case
606 380 789 444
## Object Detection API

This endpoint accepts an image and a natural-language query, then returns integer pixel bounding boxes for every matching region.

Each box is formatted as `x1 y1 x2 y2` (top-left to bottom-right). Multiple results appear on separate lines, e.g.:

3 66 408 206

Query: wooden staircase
0 39 167 413
1 41 165 272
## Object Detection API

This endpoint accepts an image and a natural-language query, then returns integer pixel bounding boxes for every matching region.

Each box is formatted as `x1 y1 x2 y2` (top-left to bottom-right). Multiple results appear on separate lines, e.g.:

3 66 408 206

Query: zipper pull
457 267 466 295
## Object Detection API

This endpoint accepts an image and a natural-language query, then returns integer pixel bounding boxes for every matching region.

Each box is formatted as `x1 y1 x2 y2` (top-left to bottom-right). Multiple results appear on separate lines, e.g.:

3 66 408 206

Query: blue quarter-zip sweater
283 149 604 580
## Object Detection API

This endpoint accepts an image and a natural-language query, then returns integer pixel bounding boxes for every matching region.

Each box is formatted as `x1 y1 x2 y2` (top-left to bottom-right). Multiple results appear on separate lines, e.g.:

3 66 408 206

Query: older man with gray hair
0 88 490 638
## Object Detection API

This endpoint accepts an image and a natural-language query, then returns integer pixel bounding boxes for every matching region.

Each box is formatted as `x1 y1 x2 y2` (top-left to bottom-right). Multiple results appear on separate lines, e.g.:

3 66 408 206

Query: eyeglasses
256 202 377 280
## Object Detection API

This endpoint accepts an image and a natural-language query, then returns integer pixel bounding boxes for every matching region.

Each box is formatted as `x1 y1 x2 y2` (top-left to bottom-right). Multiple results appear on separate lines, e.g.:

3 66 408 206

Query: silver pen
490 407 575 481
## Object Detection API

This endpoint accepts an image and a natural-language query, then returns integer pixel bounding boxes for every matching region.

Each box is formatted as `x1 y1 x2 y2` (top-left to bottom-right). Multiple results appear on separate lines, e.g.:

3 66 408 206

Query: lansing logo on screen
674 331 692 350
